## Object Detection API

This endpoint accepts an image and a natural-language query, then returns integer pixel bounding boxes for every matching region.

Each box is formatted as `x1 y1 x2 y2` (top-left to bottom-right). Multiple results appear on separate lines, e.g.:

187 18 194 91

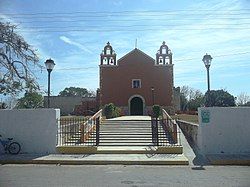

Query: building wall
197 107 250 155
173 87 181 111
44 96 95 115
0 109 60 154
100 49 174 112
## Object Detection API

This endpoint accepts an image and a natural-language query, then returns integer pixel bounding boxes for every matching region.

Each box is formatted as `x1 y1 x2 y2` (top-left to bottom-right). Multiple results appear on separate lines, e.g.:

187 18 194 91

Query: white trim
128 95 146 115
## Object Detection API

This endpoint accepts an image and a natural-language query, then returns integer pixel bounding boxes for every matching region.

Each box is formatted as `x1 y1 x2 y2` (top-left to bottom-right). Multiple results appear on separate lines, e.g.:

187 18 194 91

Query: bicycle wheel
8 142 21 155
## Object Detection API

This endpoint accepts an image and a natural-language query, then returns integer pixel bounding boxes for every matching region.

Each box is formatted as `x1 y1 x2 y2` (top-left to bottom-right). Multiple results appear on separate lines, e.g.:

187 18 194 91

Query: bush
103 103 121 119
152 105 161 118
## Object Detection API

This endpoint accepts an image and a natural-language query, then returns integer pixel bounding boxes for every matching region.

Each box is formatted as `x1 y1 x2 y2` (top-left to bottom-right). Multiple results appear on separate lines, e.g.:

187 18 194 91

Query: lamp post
151 87 155 106
202 53 212 106
45 59 55 108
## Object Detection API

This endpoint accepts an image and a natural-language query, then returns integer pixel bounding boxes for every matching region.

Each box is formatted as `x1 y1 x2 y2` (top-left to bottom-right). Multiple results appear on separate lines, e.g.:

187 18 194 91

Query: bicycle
0 134 21 154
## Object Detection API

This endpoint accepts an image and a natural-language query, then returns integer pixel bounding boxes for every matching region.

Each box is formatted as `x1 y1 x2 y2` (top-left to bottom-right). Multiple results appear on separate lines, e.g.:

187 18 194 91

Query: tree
0 102 7 109
16 92 43 108
103 103 121 119
58 87 95 97
180 86 204 111
0 22 41 95
180 86 190 111
205 89 236 107
236 92 250 106
152 105 161 118
243 101 250 106
187 93 205 111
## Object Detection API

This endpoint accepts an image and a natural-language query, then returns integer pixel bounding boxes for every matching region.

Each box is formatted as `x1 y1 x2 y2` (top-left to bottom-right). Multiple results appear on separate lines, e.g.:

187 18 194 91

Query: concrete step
99 135 152 137
101 126 151 129
103 120 151 123
102 123 150 125
98 143 154 146
100 136 152 141
100 129 152 132
100 126 152 129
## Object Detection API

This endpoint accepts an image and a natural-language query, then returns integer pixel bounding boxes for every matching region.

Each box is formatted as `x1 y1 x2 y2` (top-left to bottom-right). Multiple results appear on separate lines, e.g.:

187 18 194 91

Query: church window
132 79 141 88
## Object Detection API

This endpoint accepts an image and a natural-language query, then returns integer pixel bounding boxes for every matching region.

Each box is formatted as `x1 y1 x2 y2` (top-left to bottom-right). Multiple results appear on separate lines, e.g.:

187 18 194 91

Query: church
99 41 180 115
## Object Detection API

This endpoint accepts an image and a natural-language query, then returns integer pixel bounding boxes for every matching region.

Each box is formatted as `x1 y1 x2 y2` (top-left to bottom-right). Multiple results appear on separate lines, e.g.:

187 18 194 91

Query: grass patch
171 114 199 124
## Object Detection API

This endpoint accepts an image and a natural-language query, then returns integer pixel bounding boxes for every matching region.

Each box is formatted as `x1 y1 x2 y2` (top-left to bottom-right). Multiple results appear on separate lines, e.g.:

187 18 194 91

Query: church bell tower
156 41 172 65
100 42 116 65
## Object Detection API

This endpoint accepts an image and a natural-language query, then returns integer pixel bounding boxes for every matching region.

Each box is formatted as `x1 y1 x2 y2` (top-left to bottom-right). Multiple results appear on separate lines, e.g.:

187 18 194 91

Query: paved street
0 164 249 187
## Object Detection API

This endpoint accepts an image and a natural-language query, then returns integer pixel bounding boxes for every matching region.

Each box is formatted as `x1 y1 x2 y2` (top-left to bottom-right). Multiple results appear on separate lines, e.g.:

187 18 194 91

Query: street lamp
45 59 55 108
202 53 212 107
151 87 155 106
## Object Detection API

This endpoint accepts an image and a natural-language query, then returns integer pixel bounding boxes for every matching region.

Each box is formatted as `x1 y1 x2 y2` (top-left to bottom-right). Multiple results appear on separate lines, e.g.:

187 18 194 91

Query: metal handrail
80 109 102 145
161 109 178 143
57 109 102 146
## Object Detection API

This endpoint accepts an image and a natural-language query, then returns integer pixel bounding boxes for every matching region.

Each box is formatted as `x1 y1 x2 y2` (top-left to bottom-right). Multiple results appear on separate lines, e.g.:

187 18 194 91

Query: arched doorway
130 97 143 115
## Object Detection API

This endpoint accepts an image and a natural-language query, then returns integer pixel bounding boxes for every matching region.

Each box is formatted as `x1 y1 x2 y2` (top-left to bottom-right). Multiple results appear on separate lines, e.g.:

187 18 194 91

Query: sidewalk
0 153 188 165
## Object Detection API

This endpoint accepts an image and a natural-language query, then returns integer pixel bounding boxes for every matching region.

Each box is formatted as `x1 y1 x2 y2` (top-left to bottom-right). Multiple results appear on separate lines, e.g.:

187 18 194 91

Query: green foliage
205 89 236 107
58 87 95 97
187 94 205 111
180 86 204 111
152 105 161 118
103 103 121 119
16 92 43 109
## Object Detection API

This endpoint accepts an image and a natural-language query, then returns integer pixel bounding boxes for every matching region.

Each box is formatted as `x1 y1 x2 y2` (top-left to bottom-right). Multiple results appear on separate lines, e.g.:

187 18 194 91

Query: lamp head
45 59 55 71
202 53 212 68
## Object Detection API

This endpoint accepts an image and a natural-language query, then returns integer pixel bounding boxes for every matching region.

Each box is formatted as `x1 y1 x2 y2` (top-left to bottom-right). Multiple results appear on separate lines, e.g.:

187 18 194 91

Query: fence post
80 123 84 143
96 117 100 146
173 123 177 144
151 117 159 146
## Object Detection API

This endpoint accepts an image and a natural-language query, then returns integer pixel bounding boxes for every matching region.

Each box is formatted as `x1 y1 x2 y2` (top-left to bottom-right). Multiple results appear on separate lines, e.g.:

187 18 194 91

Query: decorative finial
162 41 166 45
107 42 110 45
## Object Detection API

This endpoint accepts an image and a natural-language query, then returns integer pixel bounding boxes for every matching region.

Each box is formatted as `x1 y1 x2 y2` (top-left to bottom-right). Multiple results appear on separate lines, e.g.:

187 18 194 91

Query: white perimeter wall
198 107 250 155
0 109 60 154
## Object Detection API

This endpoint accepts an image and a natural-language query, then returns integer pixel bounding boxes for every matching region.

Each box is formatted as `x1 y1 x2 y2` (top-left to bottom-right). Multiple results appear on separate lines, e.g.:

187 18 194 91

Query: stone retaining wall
177 120 199 145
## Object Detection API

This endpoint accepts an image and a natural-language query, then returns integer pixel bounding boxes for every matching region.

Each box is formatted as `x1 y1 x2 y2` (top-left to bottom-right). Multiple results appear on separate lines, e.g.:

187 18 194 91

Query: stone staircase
99 120 153 146
57 116 188 165
65 119 170 146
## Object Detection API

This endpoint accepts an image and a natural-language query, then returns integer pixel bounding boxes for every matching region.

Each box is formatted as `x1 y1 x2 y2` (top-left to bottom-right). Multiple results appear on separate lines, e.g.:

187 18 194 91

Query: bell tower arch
100 42 117 65
156 41 172 65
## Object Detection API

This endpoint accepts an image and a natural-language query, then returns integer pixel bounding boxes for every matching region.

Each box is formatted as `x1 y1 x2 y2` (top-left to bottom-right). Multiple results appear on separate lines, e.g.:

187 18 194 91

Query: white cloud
60 36 93 54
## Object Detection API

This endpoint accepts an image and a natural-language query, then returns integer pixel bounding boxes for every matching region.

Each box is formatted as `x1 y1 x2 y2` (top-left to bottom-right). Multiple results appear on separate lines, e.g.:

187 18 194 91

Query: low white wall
0 109 60 154
198 107 250 155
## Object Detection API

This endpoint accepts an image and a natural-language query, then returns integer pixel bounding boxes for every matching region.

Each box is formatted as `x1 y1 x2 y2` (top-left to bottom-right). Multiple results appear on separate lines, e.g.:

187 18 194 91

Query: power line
1 9 250 16
175 51 250 62
35 51 250 72
15 27 250 33
14 22 250 30
1 11 250 19
2 16 250 26
7 17 249 24
3 14 250 20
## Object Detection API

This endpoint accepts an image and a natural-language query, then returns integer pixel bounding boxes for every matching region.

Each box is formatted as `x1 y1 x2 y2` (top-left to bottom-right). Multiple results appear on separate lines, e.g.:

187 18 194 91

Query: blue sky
1 0 250 97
